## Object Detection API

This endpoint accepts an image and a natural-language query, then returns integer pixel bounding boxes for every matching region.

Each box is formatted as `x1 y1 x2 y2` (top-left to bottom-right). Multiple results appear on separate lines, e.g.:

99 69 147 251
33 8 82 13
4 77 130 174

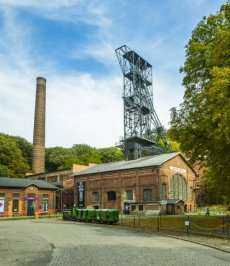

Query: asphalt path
0 219 230 266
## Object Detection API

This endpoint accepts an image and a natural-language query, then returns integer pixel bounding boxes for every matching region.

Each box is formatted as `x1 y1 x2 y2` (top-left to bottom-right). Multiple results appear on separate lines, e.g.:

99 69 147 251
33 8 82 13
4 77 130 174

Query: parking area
0 219 230 266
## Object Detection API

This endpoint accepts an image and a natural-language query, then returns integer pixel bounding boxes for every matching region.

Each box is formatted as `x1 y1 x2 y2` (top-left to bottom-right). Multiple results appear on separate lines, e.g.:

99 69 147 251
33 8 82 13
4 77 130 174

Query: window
92 192 99 202
190 187 193 200
107 191 116 201
126 190 133 200
131 205 136 211
143 189 152 202
169 174 187 200
139 205 144 211
12 193 19 212
0 193 5 198
161 184 167 199
12 200 19 212
42 194 48 211
27 193 36 198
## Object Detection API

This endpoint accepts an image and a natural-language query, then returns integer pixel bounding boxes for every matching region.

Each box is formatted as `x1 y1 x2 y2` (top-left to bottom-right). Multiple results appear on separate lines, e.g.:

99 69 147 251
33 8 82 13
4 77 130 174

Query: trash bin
34 213 39 219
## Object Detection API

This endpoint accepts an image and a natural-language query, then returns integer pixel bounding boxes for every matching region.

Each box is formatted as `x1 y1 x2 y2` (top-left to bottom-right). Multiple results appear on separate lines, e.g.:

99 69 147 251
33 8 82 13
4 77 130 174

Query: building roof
73 152 195 177
0 177 57 190
165 199 185 204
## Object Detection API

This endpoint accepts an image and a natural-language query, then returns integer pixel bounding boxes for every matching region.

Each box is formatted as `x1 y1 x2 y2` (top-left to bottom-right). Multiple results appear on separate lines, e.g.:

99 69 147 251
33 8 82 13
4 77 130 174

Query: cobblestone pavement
0 218 230 266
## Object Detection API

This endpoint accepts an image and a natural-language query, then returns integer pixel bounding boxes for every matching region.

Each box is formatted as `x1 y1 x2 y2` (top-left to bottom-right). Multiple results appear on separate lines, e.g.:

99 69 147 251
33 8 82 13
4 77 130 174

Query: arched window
126 190 133 200
170 174 187 200
107 191 116 201
161 184 167 200
92 192 99 202
143 189 152 202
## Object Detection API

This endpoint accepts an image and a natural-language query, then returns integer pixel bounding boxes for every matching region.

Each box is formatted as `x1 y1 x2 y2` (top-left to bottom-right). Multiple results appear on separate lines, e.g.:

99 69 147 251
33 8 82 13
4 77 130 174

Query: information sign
0 200 4 212
185 220 190 226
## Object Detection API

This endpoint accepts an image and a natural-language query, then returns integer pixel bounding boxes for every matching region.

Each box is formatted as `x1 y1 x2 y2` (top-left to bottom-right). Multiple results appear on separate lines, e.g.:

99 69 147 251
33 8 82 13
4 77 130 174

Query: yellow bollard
34 213 39 219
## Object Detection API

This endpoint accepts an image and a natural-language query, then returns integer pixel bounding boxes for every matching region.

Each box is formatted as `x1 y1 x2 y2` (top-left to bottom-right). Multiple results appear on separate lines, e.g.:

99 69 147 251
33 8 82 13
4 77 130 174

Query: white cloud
0 7 34 73
45 73 123 148
72 40 117 66
0 0 227 149
0 2 121 148
0 69 124 148
0 0 111 27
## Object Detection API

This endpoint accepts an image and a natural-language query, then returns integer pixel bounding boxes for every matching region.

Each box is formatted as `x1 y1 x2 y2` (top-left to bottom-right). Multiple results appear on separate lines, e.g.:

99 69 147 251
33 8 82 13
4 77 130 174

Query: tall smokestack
32 77 46 174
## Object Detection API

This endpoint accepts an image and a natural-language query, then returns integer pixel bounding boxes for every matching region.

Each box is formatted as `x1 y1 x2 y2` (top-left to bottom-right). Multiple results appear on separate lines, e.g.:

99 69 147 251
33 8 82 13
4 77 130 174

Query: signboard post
77 181 85 208
185 219 190 235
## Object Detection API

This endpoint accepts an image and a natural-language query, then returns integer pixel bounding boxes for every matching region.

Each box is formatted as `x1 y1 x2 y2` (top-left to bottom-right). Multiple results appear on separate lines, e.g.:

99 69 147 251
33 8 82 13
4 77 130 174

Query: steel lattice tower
115 45 171 160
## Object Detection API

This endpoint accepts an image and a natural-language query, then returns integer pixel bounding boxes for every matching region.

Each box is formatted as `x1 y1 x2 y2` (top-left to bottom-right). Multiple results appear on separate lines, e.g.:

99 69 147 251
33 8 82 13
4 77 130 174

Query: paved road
0 219 230 266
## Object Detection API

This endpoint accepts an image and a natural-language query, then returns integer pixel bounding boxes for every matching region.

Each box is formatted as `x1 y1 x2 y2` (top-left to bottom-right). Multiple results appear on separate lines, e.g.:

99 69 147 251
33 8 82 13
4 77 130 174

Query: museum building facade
0 177 57 217
73 153 198 215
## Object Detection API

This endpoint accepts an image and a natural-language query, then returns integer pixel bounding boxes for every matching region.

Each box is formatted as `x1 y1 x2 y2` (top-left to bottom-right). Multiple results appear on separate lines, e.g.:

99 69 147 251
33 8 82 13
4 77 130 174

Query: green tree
169 2 230 202
45 144 125 171
72 144 102 165
98 147 124 163
45 147 77 171
0 134 30 177
11 135 33 168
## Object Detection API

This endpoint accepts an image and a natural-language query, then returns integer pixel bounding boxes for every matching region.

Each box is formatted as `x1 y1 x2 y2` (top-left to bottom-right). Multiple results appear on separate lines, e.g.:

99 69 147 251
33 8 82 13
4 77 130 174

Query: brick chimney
32 77 46 174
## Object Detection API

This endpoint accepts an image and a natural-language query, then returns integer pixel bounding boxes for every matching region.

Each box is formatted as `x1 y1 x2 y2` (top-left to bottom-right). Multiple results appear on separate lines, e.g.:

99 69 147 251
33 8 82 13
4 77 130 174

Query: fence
119 214 230 239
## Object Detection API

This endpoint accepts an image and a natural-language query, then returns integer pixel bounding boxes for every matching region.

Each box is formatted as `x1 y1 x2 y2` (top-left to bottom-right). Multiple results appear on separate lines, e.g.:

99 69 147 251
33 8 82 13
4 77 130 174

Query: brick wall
0 186 56 217
74 154 197 213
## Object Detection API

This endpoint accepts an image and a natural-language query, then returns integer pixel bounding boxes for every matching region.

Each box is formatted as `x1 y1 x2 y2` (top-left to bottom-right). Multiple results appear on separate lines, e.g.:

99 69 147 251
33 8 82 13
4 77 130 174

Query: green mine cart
63 208 72 220
95 209 102 222
106 209 119 224
82 209 88 221
77 209 84 221
71 207 77 221
85 209 96 222
100 209 110 223
63 207 119 224
108 209 119 224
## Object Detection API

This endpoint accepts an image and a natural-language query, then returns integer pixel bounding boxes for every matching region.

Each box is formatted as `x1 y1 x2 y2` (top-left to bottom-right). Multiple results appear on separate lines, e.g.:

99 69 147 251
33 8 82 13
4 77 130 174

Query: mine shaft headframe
115 45 152 73
115 45 154 136
115 45 172 159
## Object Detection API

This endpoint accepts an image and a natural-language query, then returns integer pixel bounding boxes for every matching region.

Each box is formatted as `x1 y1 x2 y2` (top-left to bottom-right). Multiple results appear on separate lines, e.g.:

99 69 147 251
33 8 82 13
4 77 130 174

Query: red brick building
27 163 96 212
0 177 57 217
73 153 198 215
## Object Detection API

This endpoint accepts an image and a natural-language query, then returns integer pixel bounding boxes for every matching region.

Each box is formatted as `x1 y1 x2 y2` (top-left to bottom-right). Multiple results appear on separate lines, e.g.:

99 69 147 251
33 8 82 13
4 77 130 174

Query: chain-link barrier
190 222 223 231
119 214 230 238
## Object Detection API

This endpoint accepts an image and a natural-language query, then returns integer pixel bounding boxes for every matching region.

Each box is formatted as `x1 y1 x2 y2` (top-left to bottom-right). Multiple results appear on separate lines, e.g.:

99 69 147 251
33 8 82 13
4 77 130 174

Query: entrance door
27 201 35 216
166 204 175 215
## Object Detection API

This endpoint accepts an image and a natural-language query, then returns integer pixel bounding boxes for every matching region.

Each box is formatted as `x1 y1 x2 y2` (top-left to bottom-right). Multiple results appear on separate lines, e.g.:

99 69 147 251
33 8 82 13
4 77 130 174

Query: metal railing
119 214 230 239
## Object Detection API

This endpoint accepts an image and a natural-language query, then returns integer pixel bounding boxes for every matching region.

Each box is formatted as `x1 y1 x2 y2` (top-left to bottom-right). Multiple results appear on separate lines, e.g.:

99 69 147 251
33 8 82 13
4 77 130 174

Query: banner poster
77 181 85 208
0 199 5 213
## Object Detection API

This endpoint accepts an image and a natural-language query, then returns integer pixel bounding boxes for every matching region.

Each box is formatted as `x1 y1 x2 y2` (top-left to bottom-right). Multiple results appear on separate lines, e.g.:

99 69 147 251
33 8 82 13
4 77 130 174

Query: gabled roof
73 152 196 176
166 199 185 204
0 177 57 190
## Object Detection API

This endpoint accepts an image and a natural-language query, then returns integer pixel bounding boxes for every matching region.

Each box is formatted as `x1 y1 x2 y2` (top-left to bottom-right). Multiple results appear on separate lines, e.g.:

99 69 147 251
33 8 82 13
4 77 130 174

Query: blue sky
0 0 226 148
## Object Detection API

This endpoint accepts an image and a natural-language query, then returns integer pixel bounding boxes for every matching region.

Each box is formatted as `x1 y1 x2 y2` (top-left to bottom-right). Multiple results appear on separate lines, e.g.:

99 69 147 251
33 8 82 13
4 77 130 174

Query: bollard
34 213 39 220
227 223 230 244
157 216 160 232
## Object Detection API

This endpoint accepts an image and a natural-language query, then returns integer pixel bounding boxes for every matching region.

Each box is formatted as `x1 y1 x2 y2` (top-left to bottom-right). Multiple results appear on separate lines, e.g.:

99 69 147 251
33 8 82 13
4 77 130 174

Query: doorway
27 201 35 216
